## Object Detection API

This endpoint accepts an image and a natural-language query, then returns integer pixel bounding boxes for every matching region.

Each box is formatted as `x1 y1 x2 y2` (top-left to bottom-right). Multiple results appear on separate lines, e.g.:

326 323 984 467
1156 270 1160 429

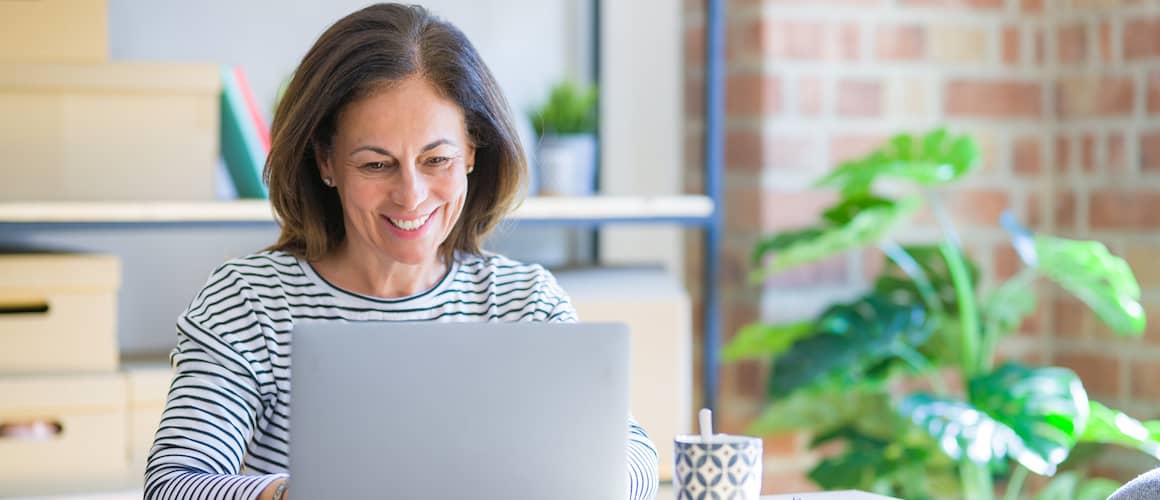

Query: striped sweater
145 250 659 499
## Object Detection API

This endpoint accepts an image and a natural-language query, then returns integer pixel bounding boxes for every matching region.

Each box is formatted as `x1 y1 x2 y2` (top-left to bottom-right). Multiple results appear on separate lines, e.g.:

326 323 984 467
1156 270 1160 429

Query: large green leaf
1080 401 1160 459
1032 235 1145 335
747 385 897 436
875 244 981 313
721 320 814 362
900 364 1090 476
815 129 981 194
899 394 1026 470
981 270 1038 340
969 364 1090 475
806 427 946 498
750 196 920 281
768 293 934 398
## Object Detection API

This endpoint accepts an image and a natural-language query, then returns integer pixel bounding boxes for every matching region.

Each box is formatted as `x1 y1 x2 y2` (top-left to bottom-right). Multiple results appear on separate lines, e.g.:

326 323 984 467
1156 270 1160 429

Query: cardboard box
124 359 173 478
555 267 692 481
0 254 120 373
0 63 221 201
0 0 108 63
0 372 129 496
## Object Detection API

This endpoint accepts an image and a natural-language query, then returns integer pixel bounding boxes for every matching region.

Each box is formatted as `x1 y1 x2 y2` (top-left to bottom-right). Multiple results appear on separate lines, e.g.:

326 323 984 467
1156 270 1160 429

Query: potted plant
723 128 1157 499
528 80 598 196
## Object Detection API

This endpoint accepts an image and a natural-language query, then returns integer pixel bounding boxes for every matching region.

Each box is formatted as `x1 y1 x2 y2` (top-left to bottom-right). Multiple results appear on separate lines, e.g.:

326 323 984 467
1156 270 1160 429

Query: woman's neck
311 242 448 299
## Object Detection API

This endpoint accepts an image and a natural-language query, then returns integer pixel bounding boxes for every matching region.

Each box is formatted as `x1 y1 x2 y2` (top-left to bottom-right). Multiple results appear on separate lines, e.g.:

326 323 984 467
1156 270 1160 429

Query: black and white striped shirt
144 250 659 499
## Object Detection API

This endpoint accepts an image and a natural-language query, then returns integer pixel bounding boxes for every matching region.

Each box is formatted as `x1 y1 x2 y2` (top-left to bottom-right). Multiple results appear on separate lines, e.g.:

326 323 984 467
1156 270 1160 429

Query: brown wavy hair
264 3 527 262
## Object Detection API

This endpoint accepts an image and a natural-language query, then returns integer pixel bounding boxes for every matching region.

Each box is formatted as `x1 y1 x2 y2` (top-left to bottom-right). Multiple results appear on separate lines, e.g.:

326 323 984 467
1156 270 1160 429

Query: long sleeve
544 275 660 500
144 269 283 499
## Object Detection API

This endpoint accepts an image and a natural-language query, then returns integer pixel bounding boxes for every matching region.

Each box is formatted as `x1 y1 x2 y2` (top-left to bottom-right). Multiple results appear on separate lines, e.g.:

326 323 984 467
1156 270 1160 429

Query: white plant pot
536 134 597 196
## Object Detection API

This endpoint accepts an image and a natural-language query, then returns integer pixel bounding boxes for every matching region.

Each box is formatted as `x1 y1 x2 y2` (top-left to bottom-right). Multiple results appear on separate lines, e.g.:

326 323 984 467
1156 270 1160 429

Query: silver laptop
289 321 630 500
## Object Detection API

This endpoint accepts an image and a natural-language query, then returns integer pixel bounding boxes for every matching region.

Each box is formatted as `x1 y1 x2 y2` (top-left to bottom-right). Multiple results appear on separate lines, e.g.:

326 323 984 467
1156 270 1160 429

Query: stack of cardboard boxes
0 0 221 201
0 0 196 495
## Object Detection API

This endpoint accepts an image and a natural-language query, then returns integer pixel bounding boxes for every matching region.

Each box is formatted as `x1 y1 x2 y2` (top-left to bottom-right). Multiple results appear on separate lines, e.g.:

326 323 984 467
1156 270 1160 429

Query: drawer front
0 292 118 373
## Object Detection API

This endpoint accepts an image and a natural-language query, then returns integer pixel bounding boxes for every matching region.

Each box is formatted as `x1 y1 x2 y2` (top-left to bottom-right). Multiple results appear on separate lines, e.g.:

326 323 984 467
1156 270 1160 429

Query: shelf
0 195 714 225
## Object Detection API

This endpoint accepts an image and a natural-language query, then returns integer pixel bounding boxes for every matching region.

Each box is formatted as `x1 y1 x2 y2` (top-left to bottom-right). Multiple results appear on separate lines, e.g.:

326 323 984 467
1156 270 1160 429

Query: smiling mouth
385 210 434 231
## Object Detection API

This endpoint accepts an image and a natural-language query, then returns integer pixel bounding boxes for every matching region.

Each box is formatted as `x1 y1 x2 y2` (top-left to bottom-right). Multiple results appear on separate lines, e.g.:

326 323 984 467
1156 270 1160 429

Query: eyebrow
349 139 456 158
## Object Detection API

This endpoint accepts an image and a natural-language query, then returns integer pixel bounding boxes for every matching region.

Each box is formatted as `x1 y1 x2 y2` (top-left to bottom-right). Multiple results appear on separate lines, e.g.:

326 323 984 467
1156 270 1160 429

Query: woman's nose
390 164 428 209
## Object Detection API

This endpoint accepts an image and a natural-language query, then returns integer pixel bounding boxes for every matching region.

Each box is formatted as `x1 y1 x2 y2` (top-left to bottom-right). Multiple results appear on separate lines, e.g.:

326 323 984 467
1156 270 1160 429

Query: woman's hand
258 478 288 500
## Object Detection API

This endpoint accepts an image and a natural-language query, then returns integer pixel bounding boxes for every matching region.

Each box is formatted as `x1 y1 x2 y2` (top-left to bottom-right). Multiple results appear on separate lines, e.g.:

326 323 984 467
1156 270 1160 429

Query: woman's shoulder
187 251 310 307
453 251 568 298
456 251 555 282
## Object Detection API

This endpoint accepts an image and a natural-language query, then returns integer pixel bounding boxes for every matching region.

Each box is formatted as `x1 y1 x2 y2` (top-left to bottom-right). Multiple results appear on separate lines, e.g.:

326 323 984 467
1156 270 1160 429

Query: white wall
598 0 685 277
107 0 590 122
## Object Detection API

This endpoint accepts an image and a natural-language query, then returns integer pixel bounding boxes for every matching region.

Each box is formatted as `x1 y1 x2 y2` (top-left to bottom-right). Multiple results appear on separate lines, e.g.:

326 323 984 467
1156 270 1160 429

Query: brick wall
684 0 1160 493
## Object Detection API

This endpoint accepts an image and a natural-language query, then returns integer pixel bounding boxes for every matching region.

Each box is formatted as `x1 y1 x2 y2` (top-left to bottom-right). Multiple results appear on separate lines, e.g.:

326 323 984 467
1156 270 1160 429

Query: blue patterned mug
674 434 763 500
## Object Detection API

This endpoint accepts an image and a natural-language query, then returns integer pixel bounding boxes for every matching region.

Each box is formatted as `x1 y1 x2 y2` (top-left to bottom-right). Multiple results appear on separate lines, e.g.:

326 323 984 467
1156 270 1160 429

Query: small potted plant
528 80 598 196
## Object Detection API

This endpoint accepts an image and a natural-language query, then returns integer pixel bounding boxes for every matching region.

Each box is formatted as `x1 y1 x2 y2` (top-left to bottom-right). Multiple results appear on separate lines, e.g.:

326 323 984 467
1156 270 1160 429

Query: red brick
830 134 888 164
875 25 925 60
728 187 837 232
837 22 861 61
1080 134 1097 173
1055 351 1120 400
685 78 704 120
993 244 1022 281
726 131 763 170
1055 190 1078 230
1090 189 1160 229
1012 135 1042 175
1125 243 1160 287
1057 76 1135 118
1141 301 1160 345
1108 132 1128 173
1021 0 1043 12
1125 19 1160 60
762 432 801 457
836 79 883 117
798 76 824 116
1099 22 1113 62
1131 361 1160 400
1149 71 1160 114
1058 23 1087 64
726 72 782 117
1052 298 1092 340
685 24 705 69
752 20 829 60
949 189 1009 226
1056 135 1072 173
945 80 1043 118
1002 26 1020 65
1142 132 1160 172
1026 191 1044 228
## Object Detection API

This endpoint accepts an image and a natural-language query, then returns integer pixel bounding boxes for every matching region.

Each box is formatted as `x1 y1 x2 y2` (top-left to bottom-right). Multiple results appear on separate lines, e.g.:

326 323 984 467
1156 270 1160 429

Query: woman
143 4 659 499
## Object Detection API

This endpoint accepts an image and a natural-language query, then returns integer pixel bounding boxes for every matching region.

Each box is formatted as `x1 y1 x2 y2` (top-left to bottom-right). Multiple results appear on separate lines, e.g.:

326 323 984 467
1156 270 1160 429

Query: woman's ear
314 141 334 183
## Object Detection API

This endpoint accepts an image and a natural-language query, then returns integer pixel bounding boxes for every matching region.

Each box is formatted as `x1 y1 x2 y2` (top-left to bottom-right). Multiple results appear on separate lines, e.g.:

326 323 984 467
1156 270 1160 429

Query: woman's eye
426 156 451 167
362 161 389 171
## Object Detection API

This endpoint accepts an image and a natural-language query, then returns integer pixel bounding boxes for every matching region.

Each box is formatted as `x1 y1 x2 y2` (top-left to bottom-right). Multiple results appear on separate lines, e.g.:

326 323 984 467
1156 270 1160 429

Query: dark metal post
703 0 725 411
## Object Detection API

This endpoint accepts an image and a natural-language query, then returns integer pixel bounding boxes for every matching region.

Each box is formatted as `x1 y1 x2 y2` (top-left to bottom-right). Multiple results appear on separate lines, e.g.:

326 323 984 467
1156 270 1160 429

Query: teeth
388 212 431 231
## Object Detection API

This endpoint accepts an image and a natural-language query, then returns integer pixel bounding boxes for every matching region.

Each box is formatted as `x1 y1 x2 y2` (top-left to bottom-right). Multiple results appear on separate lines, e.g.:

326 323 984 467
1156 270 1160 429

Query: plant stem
1003 465 1030 500
928 193 981 377
961 458 995 500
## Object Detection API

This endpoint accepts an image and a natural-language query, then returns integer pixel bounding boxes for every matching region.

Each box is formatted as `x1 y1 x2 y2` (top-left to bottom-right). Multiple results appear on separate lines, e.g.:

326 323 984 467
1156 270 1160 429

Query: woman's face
319 76 474 266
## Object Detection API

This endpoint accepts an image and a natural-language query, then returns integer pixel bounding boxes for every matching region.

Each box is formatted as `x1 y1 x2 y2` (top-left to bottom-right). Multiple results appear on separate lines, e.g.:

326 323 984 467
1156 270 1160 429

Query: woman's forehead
335 78 469 150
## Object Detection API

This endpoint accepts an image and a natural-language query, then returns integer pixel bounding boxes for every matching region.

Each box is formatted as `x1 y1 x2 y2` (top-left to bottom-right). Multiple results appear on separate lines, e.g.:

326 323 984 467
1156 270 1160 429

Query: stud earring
466 165 474 174
324 177 334 187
